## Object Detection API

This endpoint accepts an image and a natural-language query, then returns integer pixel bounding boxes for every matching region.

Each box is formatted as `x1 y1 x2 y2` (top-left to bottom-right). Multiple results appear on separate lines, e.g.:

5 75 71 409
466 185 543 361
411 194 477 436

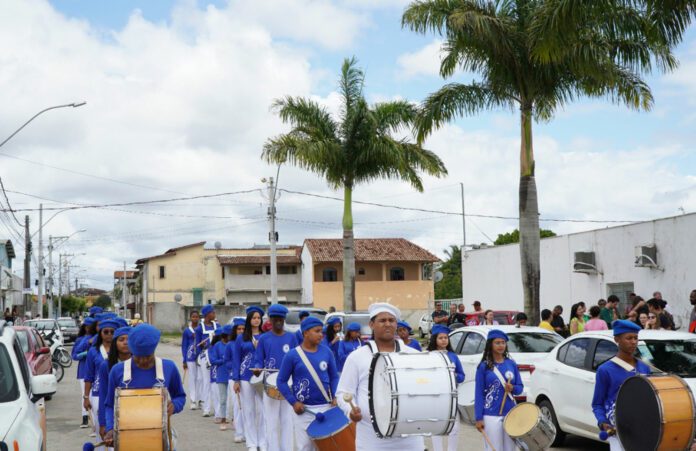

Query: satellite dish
434 271 444 283
174 294 182 303
214 241 222 250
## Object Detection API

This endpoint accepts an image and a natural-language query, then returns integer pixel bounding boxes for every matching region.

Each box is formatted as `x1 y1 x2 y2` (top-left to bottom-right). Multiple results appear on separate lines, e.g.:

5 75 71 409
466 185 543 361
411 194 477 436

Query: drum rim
503 402 542 438
368 352 394 438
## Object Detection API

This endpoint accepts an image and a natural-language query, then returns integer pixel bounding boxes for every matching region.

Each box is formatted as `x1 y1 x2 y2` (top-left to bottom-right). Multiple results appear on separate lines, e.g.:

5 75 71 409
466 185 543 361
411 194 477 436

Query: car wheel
538 399 566 447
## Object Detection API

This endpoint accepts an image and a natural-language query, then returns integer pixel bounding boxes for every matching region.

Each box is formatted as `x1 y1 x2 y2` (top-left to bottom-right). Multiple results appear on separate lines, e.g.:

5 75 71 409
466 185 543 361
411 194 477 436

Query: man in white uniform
336 303 425 451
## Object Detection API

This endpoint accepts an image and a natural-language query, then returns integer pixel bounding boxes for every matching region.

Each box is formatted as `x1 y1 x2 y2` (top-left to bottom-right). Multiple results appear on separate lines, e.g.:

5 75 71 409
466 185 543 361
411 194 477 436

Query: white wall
462 213 696 326
301 246 313 305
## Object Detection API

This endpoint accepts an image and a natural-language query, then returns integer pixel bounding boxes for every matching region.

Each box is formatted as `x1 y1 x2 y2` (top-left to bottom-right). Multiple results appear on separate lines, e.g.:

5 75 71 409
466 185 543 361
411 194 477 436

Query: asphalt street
46 342 607 450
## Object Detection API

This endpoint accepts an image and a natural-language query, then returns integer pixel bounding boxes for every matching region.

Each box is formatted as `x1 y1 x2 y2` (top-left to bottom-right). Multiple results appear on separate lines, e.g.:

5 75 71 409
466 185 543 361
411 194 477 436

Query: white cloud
396 40 444 78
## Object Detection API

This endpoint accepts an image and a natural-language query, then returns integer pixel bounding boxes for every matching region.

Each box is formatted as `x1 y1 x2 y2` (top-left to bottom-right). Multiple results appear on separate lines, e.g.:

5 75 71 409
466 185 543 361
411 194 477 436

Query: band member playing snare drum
181 310 201 410
429 325 465 451
336 302 425 451
591 320 650 451
97 326 132 439
277 316 340 451
474 329 523 451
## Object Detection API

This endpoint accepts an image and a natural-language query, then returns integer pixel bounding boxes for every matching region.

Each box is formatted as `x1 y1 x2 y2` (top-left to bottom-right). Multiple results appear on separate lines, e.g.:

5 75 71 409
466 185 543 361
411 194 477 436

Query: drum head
306 407 350 440
616 376 661 450
368 354 392 437
504 403 540 438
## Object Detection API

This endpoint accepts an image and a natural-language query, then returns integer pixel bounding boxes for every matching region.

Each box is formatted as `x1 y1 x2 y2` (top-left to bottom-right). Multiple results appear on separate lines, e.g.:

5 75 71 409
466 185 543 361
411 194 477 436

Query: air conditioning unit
635 245 658 268
573 252 599 274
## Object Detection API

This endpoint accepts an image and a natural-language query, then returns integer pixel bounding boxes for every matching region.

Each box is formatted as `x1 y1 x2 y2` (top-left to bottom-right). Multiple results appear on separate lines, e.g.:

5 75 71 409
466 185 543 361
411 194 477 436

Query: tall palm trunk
342 184 356 312
519 106 540 324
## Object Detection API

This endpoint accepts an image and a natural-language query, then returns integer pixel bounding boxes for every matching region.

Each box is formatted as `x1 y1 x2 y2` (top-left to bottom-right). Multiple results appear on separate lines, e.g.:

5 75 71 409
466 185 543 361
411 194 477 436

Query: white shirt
336 340 424 451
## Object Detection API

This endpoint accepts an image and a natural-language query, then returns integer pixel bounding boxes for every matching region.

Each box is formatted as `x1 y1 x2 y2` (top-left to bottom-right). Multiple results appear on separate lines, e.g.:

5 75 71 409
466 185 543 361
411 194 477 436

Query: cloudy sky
1 0 695 291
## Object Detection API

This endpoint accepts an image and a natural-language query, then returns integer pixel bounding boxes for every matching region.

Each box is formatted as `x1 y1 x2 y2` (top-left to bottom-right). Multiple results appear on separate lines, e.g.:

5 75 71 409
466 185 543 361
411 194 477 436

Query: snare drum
249 372 265 396
503 402 556 451
616 374 696 451
114 387 170 451
368 351 457 438
307 406 356 451
264 372 292 401
197 349 210 368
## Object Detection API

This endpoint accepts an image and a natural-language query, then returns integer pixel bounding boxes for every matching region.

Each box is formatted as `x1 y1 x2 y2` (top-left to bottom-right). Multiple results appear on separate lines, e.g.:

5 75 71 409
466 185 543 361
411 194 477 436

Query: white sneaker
234 436 244 443
89 432 96 438
202 411 211 417
190 402 198 410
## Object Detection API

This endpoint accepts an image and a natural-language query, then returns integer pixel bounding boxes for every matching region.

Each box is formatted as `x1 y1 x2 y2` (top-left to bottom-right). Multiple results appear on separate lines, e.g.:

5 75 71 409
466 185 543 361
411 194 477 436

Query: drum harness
197 322 218 369
296 346 332 404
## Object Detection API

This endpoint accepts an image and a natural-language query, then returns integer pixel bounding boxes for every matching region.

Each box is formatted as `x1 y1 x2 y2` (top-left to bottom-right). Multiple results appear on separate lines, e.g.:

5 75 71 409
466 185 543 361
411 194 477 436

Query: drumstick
480 430 497 451
499 375 513 415
342 393 358 412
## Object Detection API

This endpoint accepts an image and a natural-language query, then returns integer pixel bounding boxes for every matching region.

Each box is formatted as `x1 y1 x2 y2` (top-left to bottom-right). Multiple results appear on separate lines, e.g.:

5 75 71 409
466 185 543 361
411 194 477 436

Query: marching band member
336 302 425 450
83 317 119 444
253 304 297 451
322 317 342 365
337 322 362 371
233 306 266 451
591 320 650 451
103 324 186 448
97 326 132 441
474 329 523 451
195 304 219 417
210 326 232 430
181 310 201 410
397 320 421 351
277 316 340 451
428 325 464 451
73 317 96 428
294 310 310 345
89 306 103 318
226 318 246 443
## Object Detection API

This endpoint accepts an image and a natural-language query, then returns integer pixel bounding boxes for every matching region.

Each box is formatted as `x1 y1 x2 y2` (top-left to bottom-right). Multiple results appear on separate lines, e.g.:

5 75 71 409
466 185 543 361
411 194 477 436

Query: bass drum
368 351 457 438
616 374 696 451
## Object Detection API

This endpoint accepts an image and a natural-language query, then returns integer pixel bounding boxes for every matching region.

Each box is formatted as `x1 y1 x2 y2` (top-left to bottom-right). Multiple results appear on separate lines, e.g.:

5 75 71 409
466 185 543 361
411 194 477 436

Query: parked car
57 317 79 343
463 310 521 326
450 325 563 401
284 308 327 333
12 326 53 377
418 313 433 338
527 329 696 446
23 319 64 346
324 312 372 341
0 320 57 450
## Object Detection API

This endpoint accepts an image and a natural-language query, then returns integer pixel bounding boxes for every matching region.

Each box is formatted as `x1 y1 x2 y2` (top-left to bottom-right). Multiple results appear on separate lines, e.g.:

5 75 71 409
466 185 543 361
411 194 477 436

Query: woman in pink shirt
584 305 609 331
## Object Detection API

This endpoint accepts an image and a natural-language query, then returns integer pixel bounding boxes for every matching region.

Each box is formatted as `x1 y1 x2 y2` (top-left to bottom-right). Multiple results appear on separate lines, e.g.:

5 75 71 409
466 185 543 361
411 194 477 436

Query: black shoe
80 415 88 428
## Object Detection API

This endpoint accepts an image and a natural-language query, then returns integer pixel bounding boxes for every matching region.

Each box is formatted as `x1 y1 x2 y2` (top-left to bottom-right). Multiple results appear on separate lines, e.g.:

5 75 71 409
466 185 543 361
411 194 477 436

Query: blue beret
327 316 342 326
95 313 107 322
233 318 245 327
246 306 264 317
431 325 450 336
201 305 215 316
222 325 233 335
613 319 641 336
89 306 103 316
114 326 131 339
487 329 509 342
299 310 310 319
214 328 224 336
268 304 288 318
128 324 160 357
301 317 323 333
397 321 412 332
83 317 96 326
346 322 361 332
115 318 129 328
98 319 120 331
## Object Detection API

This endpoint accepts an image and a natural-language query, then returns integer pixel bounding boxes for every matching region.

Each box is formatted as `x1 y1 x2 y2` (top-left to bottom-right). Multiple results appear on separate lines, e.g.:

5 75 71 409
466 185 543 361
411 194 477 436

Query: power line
0 176 22 227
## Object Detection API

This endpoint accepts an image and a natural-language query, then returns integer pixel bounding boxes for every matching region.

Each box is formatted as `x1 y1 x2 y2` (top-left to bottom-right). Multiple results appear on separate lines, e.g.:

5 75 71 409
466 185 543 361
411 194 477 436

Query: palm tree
403 0 676 323
262 57 447 311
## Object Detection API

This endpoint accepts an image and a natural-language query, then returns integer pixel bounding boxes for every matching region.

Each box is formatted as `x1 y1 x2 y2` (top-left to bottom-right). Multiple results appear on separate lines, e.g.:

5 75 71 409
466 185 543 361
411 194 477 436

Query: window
16 330 29 353
0 344 19 403
358 267 365 275
13 340 30 392
278 265 298 275
322 268 338 282
459 333 485 355
159 265 165 279
449 331 465 353
389 267 405 281
507 333 563 353
559 338 590 369
593 340 618 370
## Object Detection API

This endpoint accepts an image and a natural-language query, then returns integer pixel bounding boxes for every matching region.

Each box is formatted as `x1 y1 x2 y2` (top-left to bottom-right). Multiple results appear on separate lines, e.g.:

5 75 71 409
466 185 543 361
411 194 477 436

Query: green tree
60 295 87 315
402 0 676 323
435 245 462 299
263 57 448 311
93 294 112 309
494 229 556 246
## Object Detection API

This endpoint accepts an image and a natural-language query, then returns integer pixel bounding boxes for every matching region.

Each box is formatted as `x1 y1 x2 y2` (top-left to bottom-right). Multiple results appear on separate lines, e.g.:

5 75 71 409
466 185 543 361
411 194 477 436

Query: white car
449 325 563 401
527 329 696 446
283 308 327 333
418 313 433 338
0 320 57 450
324 312 372 341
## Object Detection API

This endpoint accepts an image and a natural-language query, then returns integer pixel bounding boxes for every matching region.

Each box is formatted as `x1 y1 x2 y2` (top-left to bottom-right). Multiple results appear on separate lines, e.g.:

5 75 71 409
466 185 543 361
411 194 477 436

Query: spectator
689 289 696 333
130 313 143 326
3 308 11 323
638 312 649 329
431 301 449 325
629 295 649 317
448 304 467 326
472 300 483 313
448 303 457 320
585 306 608 331
482 309 498 326
539 309 554 332
647 298 674 330
597 299 607 309
645 312 658 330
550 305 567 337
515 312 528 327
600 295 619 328
627 310 639 325
569 303 586 335
328 306 336 313
625 292 637 316
578 301 590 322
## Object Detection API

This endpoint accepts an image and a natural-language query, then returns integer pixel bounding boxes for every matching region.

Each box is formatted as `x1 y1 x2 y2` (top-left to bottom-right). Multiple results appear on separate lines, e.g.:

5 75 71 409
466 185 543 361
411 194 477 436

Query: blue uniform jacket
72 334 93 379
232 334 261 381
474 358 523 420
277 345 339 406
181 326 198 364
337 339 362 372
591 359 650 426
209 340 229 384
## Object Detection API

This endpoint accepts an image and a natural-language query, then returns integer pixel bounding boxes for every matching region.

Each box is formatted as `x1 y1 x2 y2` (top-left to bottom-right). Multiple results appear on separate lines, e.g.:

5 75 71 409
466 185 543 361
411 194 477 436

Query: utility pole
37 204 44 318
122 261 127 317
48 235 53 318
460 183 466 300
57 254 63 312
23 215 31 316
266 177 278 305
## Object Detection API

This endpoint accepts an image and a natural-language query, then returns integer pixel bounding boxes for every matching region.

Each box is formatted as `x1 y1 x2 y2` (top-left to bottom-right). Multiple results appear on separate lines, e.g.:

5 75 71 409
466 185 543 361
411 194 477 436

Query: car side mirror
36 346 50 356
30 374 57 403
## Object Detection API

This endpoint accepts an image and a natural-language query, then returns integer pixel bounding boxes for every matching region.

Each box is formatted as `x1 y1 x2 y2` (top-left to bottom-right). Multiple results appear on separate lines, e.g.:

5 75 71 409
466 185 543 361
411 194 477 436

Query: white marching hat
368 302 401 320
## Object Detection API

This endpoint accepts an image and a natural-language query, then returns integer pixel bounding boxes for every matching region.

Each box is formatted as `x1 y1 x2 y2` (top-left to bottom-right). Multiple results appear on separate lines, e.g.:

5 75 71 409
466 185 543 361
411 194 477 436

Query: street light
0 102 87 150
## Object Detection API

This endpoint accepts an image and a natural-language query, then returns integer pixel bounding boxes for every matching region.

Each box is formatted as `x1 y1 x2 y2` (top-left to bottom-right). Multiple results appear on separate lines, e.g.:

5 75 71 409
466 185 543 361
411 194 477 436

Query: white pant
211 378 221 418
483 415 516 451
228 383 244 438
431 415 460 451
200 367 212 414
262 394 293 451
79 379 88 416
186 362 199 403
217 383 228 420
293 403 331 451
240 381 266 448
89 394 104 451
608 436 624 451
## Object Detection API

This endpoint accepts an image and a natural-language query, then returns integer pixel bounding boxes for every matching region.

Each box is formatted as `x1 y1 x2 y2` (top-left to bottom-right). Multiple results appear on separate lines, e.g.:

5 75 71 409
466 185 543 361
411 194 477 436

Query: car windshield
507 332 562 353
0 344 19 403
286 311 326 325
58 319 76 328
15 330 30 353
639 340 696 378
